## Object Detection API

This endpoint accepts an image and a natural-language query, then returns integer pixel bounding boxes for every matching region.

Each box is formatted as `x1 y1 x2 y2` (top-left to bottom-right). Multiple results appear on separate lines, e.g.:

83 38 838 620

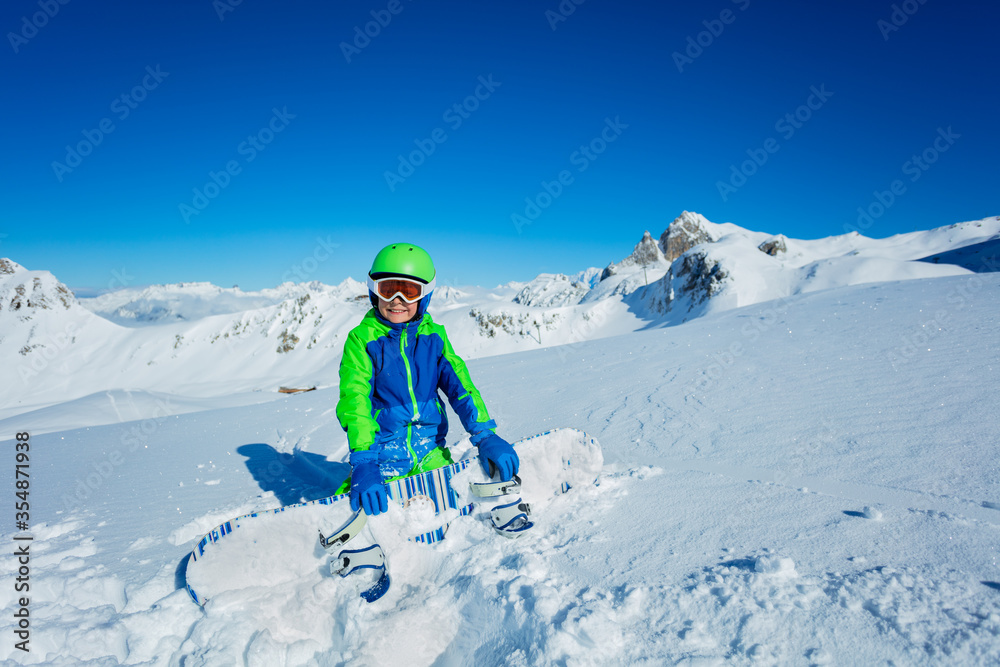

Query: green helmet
369 243 436 284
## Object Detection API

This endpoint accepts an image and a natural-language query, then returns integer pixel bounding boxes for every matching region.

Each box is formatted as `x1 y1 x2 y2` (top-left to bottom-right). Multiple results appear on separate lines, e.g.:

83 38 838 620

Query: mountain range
2 211 997 436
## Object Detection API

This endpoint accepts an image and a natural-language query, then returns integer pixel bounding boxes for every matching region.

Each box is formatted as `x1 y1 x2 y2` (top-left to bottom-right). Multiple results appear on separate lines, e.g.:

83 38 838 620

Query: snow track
672 459 1000 527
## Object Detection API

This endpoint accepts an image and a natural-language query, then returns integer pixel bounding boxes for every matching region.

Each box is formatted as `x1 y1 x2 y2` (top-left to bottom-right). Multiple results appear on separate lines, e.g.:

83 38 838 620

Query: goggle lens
377 278 422 302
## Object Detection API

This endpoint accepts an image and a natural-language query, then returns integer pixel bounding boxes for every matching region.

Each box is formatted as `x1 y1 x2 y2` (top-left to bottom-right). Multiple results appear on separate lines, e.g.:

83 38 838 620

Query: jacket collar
370 308 425 334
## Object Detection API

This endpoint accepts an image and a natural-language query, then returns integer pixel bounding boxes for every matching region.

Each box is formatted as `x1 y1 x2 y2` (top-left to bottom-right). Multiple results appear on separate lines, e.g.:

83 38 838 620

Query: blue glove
349 456 388 516
476 434 519 481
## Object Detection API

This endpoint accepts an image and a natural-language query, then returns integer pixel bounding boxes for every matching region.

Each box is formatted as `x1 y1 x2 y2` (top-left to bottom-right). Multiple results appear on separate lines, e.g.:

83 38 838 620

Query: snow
1 267 999 664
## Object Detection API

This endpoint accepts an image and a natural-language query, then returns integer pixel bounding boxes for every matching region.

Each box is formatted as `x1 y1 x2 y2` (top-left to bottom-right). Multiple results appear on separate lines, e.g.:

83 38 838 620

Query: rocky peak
0 259 77 313
626 231 664 266
1 258 23 276
600 231 665 281
660 211 715 263
758 235 788 256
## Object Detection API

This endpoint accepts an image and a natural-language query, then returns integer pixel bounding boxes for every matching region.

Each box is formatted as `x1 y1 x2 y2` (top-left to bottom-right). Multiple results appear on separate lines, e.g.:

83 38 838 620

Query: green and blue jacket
336 309 496 478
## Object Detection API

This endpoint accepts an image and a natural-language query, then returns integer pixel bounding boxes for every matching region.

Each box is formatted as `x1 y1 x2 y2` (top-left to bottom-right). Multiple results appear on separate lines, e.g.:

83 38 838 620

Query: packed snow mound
183 429 603 607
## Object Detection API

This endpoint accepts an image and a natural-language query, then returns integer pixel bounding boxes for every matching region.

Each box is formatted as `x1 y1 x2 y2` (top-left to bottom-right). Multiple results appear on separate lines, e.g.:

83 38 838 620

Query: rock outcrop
643 247 732 319
601 231 666 281
0 258 77 314
660 211 716 263
758 235 788 256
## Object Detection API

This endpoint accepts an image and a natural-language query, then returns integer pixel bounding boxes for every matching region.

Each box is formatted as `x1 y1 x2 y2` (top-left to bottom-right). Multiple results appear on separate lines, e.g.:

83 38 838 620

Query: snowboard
184 428 602 606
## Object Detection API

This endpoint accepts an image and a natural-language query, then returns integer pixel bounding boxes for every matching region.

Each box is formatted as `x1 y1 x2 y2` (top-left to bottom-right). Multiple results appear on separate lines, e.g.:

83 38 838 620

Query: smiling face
377 295 418 323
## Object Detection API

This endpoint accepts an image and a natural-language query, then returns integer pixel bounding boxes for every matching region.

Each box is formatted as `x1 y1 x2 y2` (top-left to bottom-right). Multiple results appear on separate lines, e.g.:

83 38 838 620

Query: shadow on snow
236 442 351 507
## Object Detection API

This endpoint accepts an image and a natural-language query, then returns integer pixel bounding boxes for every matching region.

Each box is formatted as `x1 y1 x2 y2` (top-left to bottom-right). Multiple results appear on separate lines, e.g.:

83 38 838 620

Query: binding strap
330 543 391 603
319 510 367 551
470 474 522 498
490 498 533 537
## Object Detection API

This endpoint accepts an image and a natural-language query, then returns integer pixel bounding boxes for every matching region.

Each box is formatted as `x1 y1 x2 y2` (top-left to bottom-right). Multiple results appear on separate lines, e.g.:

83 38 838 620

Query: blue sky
2 0 997 293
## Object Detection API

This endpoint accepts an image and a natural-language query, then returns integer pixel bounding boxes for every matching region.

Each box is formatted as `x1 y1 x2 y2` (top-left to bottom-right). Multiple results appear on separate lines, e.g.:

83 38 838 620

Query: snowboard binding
320 510 391 603
489 498 533 537
470 473 534 537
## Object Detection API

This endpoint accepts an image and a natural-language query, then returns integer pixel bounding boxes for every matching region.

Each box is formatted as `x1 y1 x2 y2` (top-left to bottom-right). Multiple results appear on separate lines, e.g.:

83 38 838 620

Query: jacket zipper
400 326 420 470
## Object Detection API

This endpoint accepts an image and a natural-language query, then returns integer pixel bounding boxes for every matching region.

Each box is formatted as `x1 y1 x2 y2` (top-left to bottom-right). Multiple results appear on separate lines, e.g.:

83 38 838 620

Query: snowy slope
1 273 998 665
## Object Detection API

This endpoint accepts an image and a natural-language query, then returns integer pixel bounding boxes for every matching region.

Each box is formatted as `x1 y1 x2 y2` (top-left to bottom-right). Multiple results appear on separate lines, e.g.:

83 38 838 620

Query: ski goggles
367 275 435 303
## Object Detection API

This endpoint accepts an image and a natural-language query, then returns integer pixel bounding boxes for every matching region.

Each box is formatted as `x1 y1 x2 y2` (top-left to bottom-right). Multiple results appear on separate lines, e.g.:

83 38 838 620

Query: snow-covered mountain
2 272 998 665
0 257 121 397
640 212 999 325
80 278 368 326
2 212 997 436
507 211 998 320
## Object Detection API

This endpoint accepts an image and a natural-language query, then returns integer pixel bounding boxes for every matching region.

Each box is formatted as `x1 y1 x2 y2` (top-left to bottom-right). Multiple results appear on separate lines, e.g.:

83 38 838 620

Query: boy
336 243 519 516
